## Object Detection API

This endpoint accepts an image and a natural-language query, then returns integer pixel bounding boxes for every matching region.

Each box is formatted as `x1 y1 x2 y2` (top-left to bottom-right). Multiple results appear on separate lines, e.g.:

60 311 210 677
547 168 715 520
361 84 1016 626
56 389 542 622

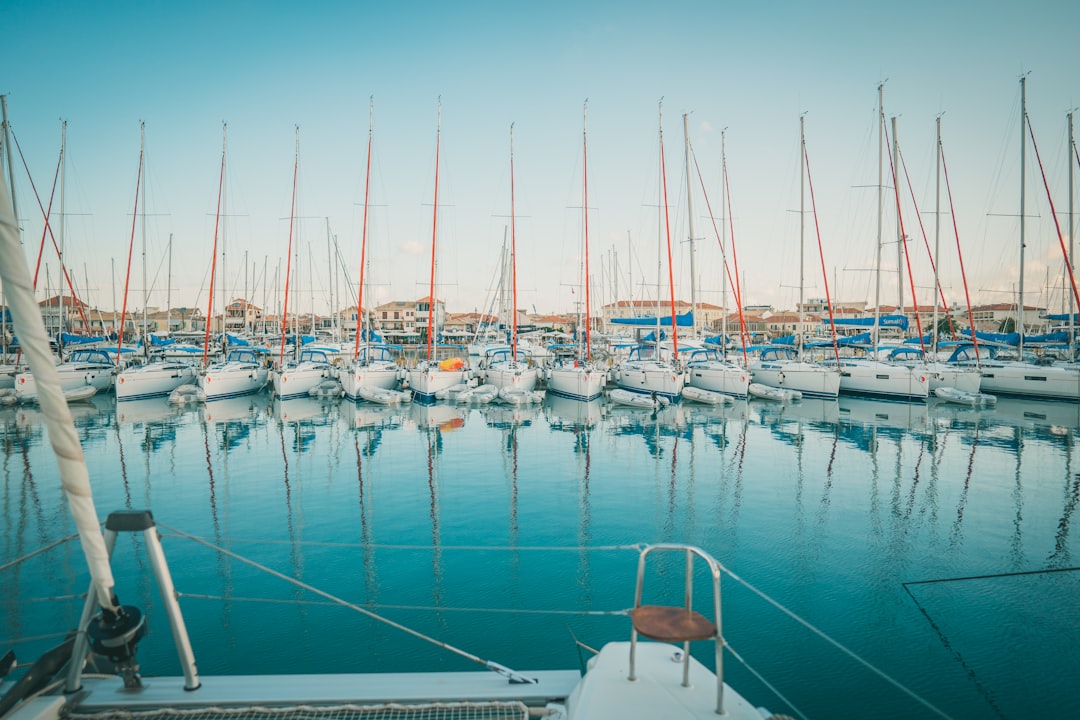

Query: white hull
407 364 471 400
686 361 750 398
835 359 929 400
339 362 400 400
272 362 331 399
546 363 607 401
615 360 685 399
749 360 840 399
115 362 197 401
976 361 1080 401
484 361 539 391
199 363 270 401
15 363 115 401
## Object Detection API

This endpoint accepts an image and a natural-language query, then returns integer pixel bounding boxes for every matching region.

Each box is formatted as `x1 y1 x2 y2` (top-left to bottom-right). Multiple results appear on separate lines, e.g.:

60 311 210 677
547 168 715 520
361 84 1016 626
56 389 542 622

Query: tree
997 317 1016 334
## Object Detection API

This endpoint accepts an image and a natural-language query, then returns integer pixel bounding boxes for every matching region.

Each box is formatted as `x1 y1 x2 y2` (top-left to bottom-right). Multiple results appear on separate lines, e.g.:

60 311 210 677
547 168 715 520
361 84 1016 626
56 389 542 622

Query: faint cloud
402 240 426 256
700 120 713 133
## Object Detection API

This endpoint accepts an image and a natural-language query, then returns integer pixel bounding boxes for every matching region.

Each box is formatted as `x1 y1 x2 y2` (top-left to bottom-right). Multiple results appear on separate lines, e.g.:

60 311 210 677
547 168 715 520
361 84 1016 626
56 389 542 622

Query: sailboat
680 116 750 399
547 102 608 401
613 101 687 400
747 118 840 399
959 77 1080 401
483 124 539 392
198 125 269 402
115 124 197 401
271 128 339 400
833 86 929 401
406 100 470 401
339 99 404 401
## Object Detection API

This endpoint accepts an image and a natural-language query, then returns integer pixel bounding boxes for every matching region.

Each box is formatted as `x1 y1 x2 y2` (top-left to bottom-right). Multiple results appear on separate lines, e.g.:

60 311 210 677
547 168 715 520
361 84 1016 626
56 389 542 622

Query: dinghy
498 387 544 405
357 385 412 405
168 383 206 405
456 383 499 404
63 385 98 402
434 383 471 400
307 379 344 399
681 385 733 405
748 382 802 402
608 388 670 409
934 386 997 407
0 387 17 405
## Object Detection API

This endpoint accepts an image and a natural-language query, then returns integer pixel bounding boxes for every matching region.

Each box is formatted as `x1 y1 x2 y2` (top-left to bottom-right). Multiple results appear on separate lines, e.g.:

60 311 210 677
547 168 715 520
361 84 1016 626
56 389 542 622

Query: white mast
873 84 883 353
59 121 66 352
932 116 942 355
799 115 806 357
893 116 903 318
683 112 698 339
1068 110 1074 360
1 95 17 358
140 122 148 350
1018 75 1027 356
721 130 730 356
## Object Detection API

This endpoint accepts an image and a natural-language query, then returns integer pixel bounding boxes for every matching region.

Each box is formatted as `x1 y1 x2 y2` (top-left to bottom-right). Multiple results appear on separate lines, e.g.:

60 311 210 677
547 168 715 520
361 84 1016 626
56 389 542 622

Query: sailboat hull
116 362 198 401
749 361 840 399
615 361 685 400
545 363 607 401
835 359 929 401
976 361 1080 401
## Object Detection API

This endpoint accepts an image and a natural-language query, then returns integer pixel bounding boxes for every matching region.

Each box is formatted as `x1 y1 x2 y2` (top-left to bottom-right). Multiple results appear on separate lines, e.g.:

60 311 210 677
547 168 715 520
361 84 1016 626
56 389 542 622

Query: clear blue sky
4 0 1079 322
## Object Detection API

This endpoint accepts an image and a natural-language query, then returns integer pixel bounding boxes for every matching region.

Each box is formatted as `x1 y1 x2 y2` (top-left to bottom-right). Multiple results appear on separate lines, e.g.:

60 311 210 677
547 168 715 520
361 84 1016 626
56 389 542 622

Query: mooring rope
174 593 628 617
159 523 544 684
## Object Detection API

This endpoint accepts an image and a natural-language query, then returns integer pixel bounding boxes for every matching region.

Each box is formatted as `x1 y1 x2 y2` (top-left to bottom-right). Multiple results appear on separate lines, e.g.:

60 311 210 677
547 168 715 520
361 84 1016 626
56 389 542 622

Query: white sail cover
0 156 117 610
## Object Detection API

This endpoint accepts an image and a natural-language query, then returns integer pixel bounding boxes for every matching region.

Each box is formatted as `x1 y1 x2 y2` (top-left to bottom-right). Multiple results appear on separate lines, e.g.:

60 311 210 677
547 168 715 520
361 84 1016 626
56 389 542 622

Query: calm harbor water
2 392 1079 719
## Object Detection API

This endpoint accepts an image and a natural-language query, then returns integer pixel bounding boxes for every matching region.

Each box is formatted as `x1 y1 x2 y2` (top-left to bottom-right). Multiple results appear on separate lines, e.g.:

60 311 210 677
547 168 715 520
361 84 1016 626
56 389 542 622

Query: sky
3 0 1079 324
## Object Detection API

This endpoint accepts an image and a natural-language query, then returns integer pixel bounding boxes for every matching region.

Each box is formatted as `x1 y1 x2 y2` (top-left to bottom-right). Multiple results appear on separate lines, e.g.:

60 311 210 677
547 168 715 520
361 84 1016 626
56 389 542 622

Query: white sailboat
614 101 686 401
484 125 539 392
749 117 840 399
116 124 198 401
407 100 470 401
271 128 336 400
197 126 270 402
338 99 403 401
835 86 928 401
681 117 750 399
546 102 607 401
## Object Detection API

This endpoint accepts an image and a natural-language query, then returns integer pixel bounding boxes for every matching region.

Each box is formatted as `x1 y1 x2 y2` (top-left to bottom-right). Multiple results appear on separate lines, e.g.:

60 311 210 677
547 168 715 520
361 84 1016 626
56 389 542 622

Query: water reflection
3 391 1080 718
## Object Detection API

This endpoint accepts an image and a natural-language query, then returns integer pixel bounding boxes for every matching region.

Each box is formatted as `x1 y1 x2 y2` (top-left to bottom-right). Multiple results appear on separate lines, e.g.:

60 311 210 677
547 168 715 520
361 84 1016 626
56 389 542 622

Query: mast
1018 75 1026 355
893 116 903 317
583 100 592 361
1 95 17 358
1069 110 1075 360
355 97 374 361
873 84 883 353
509 122 518 361
278 126 299 366
683 113 697 339
117 123 144 362
721 130 729 357
140 122 148 352
59 121 66 355
799 116 805 357
202 123 226 366
425 99 441 361
167 233 173 334
659 101 679 360
325 219 333 342
932 116 941 354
